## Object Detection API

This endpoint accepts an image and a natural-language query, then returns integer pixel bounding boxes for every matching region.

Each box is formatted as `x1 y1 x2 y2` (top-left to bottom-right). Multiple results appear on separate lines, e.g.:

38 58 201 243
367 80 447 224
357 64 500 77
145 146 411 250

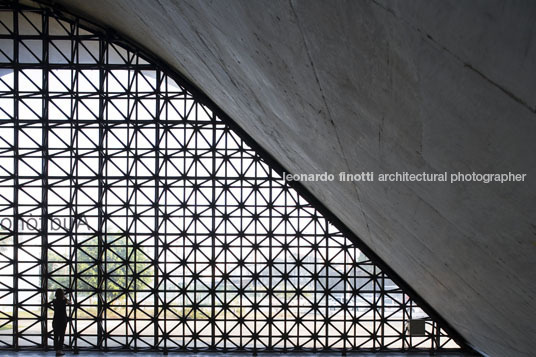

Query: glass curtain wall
0 2 464 353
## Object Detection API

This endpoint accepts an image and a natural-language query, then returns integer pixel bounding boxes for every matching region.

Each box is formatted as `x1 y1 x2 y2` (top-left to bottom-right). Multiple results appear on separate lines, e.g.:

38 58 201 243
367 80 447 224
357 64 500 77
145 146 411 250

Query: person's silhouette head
55 288 64 300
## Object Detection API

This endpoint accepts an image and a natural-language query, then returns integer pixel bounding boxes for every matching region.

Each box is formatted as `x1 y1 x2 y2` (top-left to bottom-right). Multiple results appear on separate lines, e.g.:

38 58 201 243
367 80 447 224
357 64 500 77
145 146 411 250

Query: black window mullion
96 28 105 351
12 4 19 350
40 8 49 350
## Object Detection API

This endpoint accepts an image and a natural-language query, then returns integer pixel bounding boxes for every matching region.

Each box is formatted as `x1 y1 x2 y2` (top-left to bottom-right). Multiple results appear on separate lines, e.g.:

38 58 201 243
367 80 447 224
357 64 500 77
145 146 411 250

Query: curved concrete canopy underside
48 1 535 356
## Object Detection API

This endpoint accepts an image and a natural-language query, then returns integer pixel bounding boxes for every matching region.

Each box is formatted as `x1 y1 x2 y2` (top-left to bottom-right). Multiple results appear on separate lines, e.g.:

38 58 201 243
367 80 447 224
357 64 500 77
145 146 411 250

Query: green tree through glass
48 232 154 303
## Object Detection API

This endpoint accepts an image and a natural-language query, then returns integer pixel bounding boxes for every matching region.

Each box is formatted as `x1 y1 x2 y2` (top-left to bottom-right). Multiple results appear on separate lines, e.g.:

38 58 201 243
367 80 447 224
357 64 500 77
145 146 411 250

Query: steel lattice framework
0 1 471 354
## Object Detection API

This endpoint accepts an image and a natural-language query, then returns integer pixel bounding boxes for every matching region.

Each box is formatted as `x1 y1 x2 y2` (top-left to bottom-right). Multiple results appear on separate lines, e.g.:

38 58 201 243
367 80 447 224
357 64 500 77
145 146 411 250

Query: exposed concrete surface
52 1 536 356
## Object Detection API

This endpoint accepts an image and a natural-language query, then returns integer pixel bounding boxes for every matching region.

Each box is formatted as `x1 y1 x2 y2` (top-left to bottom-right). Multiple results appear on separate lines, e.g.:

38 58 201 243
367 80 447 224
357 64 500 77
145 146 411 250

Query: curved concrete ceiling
48 0 536 355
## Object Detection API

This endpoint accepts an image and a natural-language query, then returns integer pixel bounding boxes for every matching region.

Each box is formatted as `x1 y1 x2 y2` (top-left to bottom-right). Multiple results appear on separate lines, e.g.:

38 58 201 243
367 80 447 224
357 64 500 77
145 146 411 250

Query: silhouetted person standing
52 289 71 355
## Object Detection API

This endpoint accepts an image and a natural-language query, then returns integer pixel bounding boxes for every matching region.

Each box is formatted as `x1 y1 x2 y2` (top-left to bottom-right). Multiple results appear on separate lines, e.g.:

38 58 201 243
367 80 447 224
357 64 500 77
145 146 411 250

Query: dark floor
0 352 476 357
